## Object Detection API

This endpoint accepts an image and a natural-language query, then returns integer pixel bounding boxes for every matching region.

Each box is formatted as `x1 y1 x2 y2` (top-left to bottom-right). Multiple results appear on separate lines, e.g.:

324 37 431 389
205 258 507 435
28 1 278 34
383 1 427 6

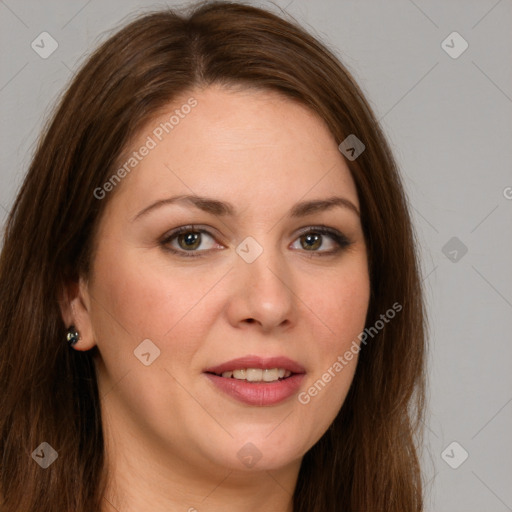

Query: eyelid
294 224 348 242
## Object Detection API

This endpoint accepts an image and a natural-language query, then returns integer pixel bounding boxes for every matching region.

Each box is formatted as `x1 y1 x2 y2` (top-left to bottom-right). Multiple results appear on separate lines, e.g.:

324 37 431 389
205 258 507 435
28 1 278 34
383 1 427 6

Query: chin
205 433 308 473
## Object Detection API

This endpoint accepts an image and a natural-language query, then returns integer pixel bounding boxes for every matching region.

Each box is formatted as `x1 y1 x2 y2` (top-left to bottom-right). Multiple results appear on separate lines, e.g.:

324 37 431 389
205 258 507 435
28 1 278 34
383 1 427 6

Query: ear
58 276 97 351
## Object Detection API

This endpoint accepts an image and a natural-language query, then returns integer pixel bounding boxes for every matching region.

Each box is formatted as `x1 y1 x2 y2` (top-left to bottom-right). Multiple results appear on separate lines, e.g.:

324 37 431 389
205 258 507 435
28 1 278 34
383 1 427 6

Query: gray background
1 0 511 510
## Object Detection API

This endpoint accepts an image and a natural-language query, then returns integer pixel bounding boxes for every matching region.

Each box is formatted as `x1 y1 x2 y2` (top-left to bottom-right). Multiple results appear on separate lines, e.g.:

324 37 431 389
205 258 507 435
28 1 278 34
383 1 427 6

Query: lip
203 355 306 375
205 373 306 406
203 355 306 407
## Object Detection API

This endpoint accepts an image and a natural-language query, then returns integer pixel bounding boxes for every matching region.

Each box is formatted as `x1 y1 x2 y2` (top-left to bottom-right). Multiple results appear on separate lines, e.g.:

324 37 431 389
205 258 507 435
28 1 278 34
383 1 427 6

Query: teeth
246 368 263 382
232 369 246 379
263 369 279 382
219 368 292 382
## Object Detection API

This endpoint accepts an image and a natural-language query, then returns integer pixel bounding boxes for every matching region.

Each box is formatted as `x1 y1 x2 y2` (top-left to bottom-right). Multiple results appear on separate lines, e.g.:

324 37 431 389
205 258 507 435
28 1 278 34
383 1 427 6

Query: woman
0 1 427 511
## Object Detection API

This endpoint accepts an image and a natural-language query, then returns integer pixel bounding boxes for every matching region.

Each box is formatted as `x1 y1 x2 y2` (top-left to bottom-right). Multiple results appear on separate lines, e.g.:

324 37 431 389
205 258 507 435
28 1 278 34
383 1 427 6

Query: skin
60 84 370 512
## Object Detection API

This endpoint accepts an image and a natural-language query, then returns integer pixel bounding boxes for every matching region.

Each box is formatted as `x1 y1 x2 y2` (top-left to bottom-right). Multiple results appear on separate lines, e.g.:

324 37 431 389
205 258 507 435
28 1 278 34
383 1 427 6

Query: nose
225 240 297 333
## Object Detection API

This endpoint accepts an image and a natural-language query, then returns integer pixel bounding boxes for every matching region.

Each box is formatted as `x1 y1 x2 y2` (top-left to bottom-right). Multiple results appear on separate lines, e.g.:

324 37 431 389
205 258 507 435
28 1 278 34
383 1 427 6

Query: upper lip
204 355 306 375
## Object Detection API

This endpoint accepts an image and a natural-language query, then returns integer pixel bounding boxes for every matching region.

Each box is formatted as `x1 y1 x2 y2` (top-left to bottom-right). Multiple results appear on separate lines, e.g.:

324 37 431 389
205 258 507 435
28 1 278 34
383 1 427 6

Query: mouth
203 355 305 381
206 367 294 383
203 355 306 406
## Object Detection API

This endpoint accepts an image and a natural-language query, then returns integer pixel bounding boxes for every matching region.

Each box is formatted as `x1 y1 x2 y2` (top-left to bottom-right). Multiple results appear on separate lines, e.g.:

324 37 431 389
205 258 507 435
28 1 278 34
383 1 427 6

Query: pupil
303 233 320 250
180 232 200 249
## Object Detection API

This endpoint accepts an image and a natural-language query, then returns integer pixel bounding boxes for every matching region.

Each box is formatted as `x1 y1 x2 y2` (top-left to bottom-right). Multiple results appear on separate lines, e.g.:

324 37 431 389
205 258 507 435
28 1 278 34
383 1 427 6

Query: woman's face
75 85 370 478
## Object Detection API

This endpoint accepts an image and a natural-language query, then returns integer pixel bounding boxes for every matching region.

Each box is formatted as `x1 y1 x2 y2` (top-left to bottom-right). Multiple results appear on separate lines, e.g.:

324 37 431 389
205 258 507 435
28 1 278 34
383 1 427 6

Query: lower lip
204 373 305 406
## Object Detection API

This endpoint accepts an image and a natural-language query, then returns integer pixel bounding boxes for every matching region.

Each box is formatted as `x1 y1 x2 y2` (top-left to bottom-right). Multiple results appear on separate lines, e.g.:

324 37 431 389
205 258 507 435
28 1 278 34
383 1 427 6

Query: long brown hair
0 2 427 510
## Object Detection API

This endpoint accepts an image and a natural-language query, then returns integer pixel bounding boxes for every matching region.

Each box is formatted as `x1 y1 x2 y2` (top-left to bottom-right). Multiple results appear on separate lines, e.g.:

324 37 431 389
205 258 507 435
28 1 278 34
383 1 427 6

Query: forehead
105 85 359 216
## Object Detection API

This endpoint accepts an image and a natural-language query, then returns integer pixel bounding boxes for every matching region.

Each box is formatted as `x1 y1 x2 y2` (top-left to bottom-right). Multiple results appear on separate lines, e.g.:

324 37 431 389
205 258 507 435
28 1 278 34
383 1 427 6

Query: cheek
91 248 222 340
296 262 369 417
88 250 223 434
311 261 370 348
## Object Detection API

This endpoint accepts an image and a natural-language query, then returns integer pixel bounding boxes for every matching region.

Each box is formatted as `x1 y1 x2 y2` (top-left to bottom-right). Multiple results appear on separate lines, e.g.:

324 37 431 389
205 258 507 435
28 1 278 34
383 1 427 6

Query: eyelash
159 224 353 258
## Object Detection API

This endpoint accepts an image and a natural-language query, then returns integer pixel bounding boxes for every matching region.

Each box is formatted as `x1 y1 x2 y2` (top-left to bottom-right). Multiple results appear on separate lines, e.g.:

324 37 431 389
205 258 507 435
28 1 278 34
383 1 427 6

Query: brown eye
291 226 352 255
176 231 202 250
161 226 221 257
300 232 322 251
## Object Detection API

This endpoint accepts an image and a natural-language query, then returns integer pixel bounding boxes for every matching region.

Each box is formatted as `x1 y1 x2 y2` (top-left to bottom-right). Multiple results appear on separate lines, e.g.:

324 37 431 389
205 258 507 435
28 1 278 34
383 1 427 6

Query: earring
66 325 80 347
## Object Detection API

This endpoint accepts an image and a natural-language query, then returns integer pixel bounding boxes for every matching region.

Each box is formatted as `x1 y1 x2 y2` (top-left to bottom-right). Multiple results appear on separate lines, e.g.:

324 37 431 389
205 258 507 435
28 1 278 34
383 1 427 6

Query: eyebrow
131 194 360 222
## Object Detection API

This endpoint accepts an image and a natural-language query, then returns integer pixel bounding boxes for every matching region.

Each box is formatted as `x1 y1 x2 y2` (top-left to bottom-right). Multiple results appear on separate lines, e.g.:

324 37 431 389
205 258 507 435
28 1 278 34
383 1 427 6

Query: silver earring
66 325 80 347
